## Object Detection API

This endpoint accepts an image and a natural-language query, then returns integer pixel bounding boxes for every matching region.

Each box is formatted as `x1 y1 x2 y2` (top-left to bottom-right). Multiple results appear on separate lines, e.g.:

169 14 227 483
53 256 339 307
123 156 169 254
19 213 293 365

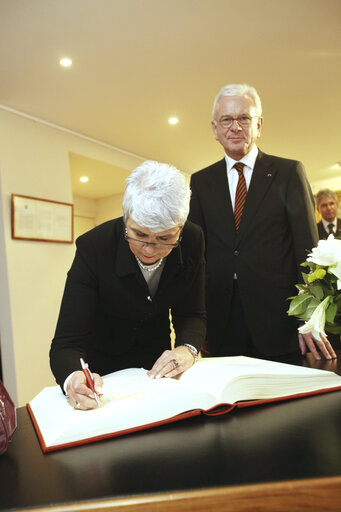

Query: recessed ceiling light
80 176 88 183
60 58 72 67
168 117 179 125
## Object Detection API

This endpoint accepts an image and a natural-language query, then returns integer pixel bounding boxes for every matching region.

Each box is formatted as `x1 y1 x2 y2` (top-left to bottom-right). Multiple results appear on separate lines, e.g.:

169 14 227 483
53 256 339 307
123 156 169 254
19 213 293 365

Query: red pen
80 358 101 407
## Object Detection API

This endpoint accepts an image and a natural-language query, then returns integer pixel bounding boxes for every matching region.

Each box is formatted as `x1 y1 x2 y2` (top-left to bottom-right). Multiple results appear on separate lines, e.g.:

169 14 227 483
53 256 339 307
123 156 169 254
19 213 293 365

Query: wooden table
1 352 341 511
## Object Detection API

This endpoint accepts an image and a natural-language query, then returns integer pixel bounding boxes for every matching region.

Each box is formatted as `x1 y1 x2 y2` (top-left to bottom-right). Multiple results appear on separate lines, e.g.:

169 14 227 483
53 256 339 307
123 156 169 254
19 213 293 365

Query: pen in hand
80 358 101 407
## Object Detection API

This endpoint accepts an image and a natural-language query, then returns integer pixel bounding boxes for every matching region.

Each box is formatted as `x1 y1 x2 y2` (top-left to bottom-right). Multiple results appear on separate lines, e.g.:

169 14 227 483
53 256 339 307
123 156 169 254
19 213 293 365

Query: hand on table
299 331 337 360
147 345 196 380
66 371 103 410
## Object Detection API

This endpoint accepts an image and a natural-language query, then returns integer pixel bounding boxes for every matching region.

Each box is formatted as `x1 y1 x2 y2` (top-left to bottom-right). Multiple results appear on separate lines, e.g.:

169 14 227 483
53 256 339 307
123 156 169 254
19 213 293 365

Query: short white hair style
122 160 191 231
212 83 262 120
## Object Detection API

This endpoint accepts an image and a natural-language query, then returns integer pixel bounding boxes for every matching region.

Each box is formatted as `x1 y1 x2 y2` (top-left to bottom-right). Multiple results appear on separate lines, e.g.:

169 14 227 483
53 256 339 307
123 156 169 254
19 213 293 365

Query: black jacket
50 218 206 387
317 219 341 240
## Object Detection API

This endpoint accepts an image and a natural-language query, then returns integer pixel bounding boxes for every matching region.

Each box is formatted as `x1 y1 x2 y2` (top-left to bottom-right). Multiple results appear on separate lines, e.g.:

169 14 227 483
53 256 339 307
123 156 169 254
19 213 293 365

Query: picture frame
11 194 73 243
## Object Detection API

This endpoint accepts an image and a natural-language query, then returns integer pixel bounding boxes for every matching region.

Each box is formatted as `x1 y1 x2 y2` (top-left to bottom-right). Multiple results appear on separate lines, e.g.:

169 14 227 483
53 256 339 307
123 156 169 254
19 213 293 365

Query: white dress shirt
225 145 259 209
321 218 336 235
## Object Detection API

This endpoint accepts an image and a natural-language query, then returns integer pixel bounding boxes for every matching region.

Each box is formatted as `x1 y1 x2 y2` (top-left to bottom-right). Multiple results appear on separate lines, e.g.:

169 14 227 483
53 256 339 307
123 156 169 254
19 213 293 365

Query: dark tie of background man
328 223 334 234
234 162 247 230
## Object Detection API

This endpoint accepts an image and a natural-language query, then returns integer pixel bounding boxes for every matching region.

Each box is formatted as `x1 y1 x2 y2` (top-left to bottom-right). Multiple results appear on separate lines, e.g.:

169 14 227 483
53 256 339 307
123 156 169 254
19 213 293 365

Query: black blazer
50 218 206 388
189 150 318 357
317 219 341 240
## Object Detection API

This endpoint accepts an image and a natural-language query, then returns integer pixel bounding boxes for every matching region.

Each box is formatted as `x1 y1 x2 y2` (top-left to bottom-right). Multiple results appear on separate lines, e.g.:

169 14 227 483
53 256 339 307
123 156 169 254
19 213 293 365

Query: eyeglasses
124 229 182 248
217 115 258 129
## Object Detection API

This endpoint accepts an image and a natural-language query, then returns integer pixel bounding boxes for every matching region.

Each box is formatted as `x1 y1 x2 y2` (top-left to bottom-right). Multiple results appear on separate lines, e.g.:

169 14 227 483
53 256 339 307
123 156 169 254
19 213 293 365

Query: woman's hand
147 345 196 380
66 371 103 410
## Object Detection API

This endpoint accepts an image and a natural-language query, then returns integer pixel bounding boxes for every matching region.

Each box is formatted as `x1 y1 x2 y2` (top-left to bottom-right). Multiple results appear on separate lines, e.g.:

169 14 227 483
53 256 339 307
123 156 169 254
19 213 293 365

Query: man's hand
299 331 337 360
66 371 103 410
148 345 196 379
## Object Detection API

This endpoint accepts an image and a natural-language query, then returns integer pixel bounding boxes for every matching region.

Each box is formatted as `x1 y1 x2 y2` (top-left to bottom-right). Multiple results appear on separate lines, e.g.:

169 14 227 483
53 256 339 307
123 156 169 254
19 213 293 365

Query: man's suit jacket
188 150 318 357
317 218 341 240
50 217 206 388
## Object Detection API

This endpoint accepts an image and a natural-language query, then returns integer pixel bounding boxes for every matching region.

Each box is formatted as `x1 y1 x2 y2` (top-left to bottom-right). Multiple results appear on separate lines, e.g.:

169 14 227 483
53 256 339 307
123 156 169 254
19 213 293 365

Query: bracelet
183 343 198 362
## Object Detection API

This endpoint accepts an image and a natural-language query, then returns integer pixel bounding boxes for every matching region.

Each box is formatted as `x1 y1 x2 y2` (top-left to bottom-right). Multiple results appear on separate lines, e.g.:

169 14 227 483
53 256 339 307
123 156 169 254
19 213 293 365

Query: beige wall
96 194 123 226
0 108 143 406
73 193 124 240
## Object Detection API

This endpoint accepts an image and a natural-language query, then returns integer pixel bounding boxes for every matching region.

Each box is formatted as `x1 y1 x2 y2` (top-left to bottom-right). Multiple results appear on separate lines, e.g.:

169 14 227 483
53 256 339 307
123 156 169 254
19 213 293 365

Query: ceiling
1 0 340 199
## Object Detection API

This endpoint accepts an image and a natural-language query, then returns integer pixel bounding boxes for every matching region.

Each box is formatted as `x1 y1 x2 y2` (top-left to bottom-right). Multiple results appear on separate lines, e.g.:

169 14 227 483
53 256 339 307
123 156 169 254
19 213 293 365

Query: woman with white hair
50 161 206 410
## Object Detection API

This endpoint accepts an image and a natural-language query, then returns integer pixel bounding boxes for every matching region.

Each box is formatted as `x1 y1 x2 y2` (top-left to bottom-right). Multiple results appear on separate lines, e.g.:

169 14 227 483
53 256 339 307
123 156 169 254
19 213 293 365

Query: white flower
307 234 341 267
329 261 341 290
298 296 331 341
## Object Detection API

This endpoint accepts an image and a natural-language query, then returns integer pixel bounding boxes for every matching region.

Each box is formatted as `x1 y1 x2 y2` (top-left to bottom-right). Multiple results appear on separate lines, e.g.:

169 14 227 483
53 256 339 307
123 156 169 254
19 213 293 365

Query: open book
27 356 341 452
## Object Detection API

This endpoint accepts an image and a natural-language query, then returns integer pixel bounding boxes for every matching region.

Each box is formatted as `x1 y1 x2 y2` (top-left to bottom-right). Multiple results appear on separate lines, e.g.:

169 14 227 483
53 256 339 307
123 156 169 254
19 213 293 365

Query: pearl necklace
135 256 164 272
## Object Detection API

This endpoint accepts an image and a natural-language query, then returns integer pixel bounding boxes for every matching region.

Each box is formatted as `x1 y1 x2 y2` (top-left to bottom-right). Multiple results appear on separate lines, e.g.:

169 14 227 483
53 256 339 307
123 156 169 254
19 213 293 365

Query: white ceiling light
60 58 72 67
80 176 89 182
168 117 179 125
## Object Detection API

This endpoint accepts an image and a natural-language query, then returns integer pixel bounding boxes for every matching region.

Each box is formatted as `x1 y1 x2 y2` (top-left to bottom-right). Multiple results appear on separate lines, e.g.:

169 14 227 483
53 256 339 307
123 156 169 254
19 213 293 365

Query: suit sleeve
285 161 318 279
188 174 207 240
171 223 206 351
49 236 99 387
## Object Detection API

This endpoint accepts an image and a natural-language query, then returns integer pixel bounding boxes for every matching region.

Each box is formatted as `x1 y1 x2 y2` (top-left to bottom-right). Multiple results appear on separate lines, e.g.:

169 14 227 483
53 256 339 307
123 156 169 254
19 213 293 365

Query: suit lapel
237 151 277 239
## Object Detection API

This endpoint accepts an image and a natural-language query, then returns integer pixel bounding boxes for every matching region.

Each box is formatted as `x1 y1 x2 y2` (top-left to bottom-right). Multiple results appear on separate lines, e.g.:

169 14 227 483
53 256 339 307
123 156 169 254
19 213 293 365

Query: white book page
29 368 217 448
178 356 341 403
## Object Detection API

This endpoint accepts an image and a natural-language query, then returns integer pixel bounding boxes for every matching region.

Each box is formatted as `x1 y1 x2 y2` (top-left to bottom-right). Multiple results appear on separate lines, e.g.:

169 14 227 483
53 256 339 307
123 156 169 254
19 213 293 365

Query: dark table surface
1 352 341 511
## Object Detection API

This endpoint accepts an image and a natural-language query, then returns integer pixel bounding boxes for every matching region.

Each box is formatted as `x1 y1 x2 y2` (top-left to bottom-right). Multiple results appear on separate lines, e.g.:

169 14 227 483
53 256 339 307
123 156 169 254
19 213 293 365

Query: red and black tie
234 162 247 231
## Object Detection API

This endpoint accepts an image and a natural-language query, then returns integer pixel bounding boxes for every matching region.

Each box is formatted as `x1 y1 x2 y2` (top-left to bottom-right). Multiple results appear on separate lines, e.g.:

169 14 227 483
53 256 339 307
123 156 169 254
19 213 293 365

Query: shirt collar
225 145 259 173
322 218 336 230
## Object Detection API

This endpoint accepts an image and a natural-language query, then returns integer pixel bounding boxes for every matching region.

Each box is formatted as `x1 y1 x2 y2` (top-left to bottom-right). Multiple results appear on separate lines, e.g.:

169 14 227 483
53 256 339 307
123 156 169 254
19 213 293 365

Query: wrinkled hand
148 346 196 379
66 371 103 410
299 331 337 360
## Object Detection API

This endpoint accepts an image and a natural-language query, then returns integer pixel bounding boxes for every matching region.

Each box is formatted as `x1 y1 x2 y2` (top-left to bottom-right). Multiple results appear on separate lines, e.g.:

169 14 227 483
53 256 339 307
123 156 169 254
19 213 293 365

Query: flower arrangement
287 235 341 341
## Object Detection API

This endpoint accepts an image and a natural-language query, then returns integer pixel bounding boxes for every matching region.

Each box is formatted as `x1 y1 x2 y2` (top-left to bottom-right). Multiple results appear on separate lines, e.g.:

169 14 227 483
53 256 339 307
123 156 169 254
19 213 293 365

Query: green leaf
308 282 324 300
287 294 312 316
325 324 341 335
301 261 314 269
304 298 321 320
326 302 337 324
302 272 310 284
296 284 307 292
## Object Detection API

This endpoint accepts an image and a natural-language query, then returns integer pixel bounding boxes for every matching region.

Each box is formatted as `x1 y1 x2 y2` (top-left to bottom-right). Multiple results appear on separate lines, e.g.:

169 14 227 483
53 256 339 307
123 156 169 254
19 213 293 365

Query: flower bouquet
287 235 341 341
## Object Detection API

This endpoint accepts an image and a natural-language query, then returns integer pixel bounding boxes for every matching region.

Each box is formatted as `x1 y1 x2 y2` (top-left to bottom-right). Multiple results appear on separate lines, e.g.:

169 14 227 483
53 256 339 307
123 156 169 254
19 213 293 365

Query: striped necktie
234 162 247 230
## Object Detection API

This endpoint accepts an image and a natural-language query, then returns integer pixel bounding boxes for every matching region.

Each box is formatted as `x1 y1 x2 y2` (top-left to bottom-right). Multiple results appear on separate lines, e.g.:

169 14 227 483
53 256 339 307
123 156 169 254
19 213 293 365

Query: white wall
310 176 341 196
96 194 123 226
0 108 143 406
73 193 124 240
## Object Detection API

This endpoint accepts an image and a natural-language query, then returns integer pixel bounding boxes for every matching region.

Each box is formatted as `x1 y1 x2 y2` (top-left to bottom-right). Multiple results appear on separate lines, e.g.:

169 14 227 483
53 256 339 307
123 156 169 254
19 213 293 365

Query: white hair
122 160 191 231
212 83 262 120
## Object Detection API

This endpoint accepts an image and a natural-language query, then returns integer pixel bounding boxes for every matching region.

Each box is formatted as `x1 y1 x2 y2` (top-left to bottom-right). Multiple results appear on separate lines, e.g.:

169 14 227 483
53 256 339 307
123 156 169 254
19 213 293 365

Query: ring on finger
170 359 179 368
75 401 81 409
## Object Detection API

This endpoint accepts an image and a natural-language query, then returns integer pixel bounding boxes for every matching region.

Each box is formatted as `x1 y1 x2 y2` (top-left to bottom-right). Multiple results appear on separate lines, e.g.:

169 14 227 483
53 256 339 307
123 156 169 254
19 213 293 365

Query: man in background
316 189 341 239
189 83 336 361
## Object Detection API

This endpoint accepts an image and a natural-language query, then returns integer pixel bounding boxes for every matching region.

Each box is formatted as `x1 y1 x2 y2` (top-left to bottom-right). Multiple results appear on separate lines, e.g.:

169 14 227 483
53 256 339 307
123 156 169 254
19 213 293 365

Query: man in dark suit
316 189 341 240
189 83 336 361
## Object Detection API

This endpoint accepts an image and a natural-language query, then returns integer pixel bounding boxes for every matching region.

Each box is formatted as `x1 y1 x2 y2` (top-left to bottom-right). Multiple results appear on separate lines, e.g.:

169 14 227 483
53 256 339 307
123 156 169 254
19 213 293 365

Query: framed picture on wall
11 194 73 243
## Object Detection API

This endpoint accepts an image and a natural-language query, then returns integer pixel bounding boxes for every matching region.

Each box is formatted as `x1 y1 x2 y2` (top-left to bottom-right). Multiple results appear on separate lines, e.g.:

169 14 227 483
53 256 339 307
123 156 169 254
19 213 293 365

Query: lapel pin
266 172 272 177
